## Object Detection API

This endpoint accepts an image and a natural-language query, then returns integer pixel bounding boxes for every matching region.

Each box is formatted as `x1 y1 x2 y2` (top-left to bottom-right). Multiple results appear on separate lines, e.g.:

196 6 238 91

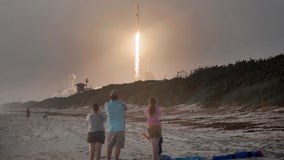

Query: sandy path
0 105 283 160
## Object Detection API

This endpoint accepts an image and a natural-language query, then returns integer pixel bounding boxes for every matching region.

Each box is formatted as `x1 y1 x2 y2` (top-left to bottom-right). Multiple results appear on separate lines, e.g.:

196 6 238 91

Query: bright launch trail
135 31 140 80
134 1 140 80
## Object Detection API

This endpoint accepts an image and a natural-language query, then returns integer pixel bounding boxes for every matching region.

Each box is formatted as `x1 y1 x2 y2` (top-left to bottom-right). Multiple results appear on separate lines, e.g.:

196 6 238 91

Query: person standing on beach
26 107 30 120
144 97 162 160
42 112 48 120
105 90 127 160
87 103 105 160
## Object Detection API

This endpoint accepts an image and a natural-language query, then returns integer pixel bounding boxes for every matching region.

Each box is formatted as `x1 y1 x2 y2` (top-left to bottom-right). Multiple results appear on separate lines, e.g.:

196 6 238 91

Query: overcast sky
0 0 284 104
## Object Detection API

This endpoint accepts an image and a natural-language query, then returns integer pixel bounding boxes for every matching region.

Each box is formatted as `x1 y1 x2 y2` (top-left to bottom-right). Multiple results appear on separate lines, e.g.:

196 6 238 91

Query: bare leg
95 143 102 160
106 146 112 160
150 138 160 160
114 147 121 160
89 143 95 160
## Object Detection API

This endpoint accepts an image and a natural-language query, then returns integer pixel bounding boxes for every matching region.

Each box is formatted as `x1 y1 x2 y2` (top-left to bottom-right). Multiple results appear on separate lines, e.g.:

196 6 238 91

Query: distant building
176 70 189 78
75 83 86 93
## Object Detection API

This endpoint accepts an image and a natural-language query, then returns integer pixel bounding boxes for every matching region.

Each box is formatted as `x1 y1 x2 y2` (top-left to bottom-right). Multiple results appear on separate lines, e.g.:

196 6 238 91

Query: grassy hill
1 54 284 109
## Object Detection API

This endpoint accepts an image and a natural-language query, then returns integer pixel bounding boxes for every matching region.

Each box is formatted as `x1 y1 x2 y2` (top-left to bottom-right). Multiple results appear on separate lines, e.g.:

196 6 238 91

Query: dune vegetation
1 54 283 109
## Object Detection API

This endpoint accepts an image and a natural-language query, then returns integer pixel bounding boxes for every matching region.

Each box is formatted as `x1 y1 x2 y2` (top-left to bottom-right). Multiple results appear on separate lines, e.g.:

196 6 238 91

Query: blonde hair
148 97 157 116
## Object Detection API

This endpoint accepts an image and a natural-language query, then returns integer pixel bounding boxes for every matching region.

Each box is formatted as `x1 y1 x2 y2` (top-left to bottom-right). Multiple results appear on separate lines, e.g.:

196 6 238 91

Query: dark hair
148 97 157 116
92 103 99 113
111 95 118 100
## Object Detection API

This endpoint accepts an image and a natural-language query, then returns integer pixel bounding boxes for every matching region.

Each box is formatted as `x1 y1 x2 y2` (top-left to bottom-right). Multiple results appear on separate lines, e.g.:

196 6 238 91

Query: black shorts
87 131 105 144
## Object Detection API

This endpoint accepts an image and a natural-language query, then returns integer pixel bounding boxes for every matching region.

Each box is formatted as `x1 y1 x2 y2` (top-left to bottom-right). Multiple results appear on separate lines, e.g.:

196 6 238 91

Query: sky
0 0 284 104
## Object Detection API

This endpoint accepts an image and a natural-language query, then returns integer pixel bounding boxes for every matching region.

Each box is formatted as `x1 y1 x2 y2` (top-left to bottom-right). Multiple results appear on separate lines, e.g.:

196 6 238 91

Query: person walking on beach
26 107 30 120
144 97 162 160
42 112 48 120
105 90 127 160
87 103 105 160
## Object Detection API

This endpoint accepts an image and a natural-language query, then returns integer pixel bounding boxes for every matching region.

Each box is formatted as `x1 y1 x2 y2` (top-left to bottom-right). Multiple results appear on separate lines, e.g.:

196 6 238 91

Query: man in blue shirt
105 90 127 160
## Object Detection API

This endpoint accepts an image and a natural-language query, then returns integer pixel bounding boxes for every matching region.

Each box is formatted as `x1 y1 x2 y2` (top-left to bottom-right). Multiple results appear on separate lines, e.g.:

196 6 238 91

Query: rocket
136 1 139 32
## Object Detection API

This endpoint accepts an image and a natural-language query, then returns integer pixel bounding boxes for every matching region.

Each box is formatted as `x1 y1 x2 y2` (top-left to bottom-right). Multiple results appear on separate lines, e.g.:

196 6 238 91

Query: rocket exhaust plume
134 1 140 80
135 31 140 80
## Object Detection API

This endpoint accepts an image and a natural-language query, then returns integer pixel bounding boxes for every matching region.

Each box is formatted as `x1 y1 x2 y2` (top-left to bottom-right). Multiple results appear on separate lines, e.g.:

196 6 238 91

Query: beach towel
173 157 207 160
212 150 263 160
161 154 207 160
161 155 172 160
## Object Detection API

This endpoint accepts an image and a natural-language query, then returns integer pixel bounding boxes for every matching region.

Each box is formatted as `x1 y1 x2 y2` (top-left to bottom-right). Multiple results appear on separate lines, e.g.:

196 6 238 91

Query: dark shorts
87 131 105 144
148 125 162 139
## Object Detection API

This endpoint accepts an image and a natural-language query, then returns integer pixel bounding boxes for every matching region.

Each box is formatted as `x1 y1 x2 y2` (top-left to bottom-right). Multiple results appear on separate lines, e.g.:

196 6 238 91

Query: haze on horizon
0 0 284 104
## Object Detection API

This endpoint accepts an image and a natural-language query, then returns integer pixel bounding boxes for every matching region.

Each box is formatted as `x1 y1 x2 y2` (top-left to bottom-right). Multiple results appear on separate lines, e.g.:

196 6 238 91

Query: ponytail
148 97 157 116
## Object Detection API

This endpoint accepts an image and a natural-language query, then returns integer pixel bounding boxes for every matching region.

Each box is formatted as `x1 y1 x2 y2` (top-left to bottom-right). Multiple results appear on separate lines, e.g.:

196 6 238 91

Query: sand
0 105 283 160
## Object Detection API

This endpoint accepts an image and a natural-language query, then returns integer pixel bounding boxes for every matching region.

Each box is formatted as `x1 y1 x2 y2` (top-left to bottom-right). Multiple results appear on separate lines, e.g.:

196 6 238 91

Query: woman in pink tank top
144 97 162 160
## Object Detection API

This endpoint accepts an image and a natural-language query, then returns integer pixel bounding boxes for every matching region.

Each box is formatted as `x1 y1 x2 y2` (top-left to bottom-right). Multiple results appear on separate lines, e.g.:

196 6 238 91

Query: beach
0 105 283 160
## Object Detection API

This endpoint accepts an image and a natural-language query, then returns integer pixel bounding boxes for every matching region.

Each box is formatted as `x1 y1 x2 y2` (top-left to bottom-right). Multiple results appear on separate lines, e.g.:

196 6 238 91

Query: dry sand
0 105 283 160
